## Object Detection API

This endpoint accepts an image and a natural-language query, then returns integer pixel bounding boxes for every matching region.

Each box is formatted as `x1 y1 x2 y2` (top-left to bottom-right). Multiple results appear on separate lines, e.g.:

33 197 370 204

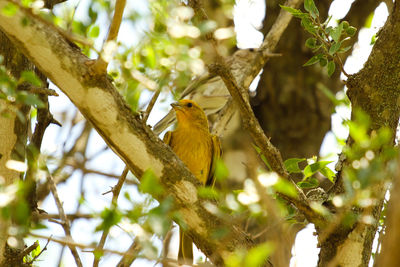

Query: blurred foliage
0 0 398 265
0 55 44 121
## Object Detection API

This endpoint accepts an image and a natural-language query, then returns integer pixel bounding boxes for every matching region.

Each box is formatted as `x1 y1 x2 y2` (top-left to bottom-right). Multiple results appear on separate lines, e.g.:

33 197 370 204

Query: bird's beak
171 102 183 110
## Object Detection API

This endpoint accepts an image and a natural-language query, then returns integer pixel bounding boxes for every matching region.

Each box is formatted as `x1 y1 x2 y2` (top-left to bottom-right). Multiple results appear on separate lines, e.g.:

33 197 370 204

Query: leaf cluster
285 157 335 189
282 0 357 76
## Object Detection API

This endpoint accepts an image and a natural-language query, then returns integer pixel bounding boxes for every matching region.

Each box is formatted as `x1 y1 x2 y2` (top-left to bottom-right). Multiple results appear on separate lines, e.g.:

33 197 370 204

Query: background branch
47 171 83 267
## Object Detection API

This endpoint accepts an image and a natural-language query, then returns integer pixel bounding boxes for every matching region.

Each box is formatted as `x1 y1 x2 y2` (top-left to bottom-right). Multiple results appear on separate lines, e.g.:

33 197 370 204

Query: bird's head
171 99 209 129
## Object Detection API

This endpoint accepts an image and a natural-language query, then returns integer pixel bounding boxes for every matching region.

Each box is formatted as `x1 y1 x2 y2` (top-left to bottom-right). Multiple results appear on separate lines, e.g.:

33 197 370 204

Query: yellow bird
163 99 222 264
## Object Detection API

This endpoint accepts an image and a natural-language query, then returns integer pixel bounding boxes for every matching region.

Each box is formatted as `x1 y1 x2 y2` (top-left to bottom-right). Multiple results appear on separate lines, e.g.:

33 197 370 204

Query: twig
116 237 141 267
131 69 158 91
93 166 129 267
91 0 127 74
260 0 304 64
29 233 135 257
142 88 161 122
161 225 174 265
26 237 51 264
37 213 94 221
47 170 83 267
18 242 39 259
29 87 59 96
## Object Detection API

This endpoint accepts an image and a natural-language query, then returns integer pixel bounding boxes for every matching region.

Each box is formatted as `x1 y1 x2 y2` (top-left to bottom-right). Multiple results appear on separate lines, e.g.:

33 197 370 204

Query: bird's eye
187 102 193 108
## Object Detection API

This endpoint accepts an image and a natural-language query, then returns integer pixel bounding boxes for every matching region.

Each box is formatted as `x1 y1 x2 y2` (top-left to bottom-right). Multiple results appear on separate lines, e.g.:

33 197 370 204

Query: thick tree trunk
0 31 32 265
318 2 400 266
247 1 381 265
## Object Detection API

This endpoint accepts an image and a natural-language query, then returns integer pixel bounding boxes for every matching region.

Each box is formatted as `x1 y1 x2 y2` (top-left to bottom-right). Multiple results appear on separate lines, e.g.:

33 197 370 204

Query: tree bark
318 2 400 266
0 2 254 264
248 1 381 265
374 163 400 266
0 31 33 265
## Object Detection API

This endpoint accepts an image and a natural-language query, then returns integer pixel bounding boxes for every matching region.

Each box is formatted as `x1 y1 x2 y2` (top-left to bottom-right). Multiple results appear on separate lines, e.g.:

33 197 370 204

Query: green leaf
327 61 336 76
1 3 18 17
244 242 275 267
145 46 156 68
297 177 319 189
305 37 317 49
364 13 374 28
304 160 333 178
320 166 336 182
339 45 352 53
304 0 319 19
96 207 122 231
346 26 357 37
303 54 322 66
280 5 308 19
88 6 98 22
284 158 305 173
88 25 100 38
301 17 317 35
139 169 164 197
274 178 298 198
198 187 219 199
20 71 42 87
341 21 350 30
319 57 328 67
370 34 377 45
214 159 229 181
31 241 40 258
23 94 45 108
330 23 344 43
329 41 342 56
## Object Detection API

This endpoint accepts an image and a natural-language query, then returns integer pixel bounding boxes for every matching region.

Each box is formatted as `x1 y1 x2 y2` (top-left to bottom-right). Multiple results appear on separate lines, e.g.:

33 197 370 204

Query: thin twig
116 237 141 267
26 237 51 264
93 166 129 267
142 88 161 122
18 242 39 259
91 0 127 74
131 69 158 91
29 233 135 257
47 170 83 267
29 87 59 96
38 213 94 221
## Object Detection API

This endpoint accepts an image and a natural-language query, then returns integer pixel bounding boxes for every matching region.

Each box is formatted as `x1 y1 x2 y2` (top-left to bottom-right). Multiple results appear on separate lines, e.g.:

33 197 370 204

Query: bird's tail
178 228 193 265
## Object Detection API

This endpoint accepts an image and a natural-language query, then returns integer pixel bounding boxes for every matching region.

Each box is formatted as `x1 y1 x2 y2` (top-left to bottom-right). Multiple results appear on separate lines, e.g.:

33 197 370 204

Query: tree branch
46 170 83 267
0 2 253 264
91 0 126 74
93 167 129 267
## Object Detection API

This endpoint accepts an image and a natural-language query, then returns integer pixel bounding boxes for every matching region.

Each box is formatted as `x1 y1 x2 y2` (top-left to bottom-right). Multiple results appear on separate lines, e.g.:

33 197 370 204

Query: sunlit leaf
139 169 164 197
304 0 319 19
284 158 305 173
280 5 308 19
244 242 275 267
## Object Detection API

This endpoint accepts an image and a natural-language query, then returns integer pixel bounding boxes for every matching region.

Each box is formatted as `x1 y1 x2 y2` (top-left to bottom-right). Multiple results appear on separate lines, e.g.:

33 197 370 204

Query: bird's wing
163 131 173 145
206 135 222 187
153 110 176 136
